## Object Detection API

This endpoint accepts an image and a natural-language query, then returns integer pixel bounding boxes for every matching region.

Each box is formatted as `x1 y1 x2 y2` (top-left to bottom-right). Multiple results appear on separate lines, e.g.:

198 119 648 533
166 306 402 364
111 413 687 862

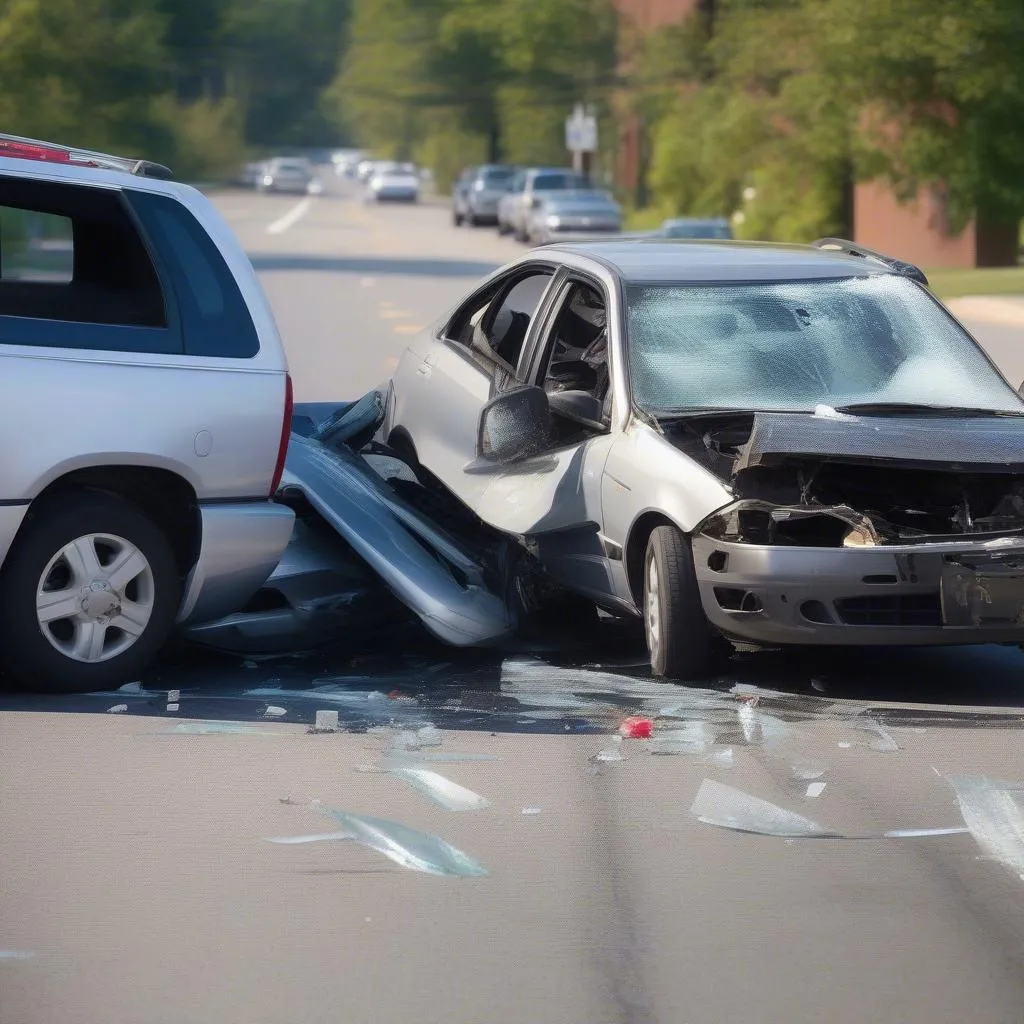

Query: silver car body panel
0 155 292 621
178 501 296 624
281 433 515 646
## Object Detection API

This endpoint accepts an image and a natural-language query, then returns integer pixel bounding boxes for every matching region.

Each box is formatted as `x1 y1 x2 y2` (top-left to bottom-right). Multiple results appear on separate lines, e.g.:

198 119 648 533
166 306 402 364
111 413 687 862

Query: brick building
613 0 1007 268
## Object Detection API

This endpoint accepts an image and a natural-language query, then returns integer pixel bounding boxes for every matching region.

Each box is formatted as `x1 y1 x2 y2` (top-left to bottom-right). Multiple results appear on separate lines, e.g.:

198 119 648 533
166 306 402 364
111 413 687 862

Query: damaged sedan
373 236 1024 678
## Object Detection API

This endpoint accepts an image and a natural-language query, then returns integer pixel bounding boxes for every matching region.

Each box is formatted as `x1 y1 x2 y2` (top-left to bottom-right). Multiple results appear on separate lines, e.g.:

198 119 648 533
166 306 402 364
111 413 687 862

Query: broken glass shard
0 950 35 960
946 774 1024 879
161 722 277 736
267 830 355 844
390 767 490 811
325 809 490 877
691 779 844 838
851 719 900 752
416 726 443 747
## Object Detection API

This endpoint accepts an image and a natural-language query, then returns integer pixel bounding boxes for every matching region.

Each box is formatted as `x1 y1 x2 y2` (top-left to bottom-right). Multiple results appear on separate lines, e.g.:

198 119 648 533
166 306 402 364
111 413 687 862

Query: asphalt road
5 172 1024 1024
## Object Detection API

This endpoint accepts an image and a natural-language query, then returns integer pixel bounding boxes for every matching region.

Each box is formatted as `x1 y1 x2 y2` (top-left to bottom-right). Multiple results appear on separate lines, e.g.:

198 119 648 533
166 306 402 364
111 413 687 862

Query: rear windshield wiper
833 402 1024 418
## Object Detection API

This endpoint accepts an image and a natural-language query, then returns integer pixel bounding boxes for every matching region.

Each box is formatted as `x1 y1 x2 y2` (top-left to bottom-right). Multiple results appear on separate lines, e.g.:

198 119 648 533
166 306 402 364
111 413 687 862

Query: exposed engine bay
664 411 1024 546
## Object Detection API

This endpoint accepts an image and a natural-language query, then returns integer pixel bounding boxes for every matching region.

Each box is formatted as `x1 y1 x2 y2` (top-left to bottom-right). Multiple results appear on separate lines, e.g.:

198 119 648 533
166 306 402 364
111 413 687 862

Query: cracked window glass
625 275 1024 415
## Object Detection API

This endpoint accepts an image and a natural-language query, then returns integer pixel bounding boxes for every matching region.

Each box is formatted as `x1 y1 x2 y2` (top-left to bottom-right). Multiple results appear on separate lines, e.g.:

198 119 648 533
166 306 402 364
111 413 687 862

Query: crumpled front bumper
691 532 1024 647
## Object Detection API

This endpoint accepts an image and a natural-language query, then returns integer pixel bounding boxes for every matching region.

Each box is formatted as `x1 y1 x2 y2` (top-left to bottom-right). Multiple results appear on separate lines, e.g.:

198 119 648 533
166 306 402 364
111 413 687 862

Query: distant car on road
367 162 420 202
382 236 1024 679
656 217 733 240
0 134 295 692
452 165 518 227
497 168 591 241
258 157 316 194
236 161 267 188
525 189 622 245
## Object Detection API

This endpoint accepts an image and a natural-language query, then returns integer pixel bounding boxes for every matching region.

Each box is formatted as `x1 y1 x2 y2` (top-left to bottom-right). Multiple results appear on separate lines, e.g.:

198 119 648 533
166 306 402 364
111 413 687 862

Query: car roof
542 238 890 283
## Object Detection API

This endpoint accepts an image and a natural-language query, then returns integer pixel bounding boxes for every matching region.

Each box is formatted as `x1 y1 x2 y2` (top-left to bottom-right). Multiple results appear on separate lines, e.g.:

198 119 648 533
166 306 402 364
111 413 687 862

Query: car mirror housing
548 390 607 432
477 385 551 463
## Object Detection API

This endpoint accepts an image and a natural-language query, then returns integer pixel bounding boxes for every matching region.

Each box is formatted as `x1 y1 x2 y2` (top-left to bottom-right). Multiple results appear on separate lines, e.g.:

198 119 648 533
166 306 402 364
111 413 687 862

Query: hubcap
35 533 156 663
645 557 661 660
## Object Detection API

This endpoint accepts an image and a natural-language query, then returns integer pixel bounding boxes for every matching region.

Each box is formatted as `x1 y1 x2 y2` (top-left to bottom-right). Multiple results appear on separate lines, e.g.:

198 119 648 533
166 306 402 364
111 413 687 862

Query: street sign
565 106 597 154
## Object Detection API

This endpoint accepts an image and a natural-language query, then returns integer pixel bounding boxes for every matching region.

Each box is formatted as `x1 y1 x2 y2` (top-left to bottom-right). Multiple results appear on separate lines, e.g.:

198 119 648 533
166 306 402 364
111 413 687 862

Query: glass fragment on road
325 809 489 877
691 779 845 838
310 709 339 732
159 722 278 735
883 827 970 838
522 807 542 815
107 704 128 714
592 735 625 763
264 705 288 718
390 767 490 811
649 721 718 755
416 725 443 747
805 782 827 799
850 719 901 751
0 950 35 959
946 774 1024 880
267 830 355 844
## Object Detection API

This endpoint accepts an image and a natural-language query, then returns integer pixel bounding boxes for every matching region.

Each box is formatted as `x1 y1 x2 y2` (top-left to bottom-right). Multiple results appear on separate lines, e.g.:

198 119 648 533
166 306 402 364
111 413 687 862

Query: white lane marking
266 197 313 235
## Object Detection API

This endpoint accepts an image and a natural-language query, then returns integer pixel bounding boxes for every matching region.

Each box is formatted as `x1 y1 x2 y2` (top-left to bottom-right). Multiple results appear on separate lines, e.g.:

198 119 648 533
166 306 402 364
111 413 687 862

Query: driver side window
484 272 553 370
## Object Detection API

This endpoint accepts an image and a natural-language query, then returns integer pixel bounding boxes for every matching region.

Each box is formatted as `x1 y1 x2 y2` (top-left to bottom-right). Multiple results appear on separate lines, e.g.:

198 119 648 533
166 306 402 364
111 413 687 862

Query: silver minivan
0 135 295 691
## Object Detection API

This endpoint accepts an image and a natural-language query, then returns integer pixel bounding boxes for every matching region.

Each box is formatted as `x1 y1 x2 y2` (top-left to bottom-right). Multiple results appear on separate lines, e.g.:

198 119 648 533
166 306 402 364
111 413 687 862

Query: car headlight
546 215 561 228
842 525 876 547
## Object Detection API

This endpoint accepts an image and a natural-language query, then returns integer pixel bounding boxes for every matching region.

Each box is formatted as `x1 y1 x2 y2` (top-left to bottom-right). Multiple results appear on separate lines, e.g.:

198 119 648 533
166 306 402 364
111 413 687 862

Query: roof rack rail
811 237 928 286
0 133 173 180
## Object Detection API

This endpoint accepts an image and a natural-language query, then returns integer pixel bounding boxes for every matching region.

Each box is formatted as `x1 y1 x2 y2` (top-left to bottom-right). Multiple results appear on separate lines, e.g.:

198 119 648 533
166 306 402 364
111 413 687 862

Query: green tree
817 0 1024 241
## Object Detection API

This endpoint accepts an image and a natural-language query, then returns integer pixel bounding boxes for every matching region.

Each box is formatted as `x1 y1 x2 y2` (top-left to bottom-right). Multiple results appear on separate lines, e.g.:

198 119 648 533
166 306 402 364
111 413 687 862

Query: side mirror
477 385 550 463
548 390 606 432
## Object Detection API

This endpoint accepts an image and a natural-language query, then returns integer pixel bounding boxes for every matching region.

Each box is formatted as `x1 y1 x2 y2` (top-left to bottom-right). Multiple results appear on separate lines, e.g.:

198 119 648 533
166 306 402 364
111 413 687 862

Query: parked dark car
452 164 518 227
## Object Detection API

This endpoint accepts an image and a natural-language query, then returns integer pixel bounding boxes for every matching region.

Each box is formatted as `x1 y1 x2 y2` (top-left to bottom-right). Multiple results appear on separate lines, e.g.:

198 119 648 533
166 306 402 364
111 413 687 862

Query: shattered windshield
625 275 1024 415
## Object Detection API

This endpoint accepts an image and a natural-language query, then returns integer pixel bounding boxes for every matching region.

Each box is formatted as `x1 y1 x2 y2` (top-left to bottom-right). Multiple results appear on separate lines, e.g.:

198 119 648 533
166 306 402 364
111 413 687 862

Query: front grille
834 594 941 627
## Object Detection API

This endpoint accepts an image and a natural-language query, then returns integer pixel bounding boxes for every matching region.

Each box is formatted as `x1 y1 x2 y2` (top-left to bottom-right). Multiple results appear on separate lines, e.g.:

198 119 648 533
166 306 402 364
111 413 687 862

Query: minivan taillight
270 373 293 495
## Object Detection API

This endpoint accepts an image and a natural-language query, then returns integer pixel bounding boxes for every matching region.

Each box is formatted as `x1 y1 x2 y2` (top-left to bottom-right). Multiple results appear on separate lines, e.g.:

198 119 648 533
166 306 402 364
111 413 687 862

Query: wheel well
624 512 678 608
30 467 200 579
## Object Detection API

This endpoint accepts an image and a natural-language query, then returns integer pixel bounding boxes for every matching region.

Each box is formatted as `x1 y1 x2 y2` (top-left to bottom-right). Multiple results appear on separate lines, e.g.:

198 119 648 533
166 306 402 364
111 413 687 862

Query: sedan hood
735 410 1024 473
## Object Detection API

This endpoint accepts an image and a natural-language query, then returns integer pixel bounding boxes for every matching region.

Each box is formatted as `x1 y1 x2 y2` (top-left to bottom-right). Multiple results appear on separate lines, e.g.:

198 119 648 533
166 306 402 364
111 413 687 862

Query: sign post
565 103 597 178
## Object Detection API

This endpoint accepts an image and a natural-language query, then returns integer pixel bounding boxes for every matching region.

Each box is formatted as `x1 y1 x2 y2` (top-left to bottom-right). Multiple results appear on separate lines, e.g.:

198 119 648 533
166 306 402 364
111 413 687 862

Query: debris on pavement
269 808 490 877
106 704 128 714
390 767 490 811
849 719 901 752
159 722 278 736
691 779 845 839
416 725 443 747
167 689 180 704
648 721 718 755
946 774 1024 880
805 782 827 799
592 735 625 763
522 807 542 815
309 709 339 733
264 705 288 718
619 716 653 739
119 681 146 694
0 950 36 960
166 703 180 712
242 660 258 669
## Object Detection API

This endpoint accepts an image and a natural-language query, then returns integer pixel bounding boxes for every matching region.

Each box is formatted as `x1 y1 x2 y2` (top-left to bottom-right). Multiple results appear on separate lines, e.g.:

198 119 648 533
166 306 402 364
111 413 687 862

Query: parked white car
0 134 295 691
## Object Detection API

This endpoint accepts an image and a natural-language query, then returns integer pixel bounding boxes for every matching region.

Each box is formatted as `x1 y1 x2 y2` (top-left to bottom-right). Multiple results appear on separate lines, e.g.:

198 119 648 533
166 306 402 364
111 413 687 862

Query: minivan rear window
127 192 260 358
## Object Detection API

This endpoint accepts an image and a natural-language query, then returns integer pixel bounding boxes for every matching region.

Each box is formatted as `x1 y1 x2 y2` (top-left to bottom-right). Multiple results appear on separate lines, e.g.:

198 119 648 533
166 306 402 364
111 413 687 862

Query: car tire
0 493 182 693
643 525 725 680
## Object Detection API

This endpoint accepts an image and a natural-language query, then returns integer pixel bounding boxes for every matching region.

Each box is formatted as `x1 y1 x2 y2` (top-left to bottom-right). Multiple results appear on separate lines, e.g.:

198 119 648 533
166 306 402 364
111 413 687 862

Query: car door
472 275 621 603
390 264 560 510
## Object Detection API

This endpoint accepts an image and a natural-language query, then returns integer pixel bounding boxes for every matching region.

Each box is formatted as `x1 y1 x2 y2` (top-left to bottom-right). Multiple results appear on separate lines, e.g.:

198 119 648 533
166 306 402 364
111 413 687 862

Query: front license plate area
940 556 1024 627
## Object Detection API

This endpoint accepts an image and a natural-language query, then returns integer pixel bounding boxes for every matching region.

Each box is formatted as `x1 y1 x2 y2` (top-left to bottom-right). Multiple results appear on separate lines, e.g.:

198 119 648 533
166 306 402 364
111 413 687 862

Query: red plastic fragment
619 716 653 739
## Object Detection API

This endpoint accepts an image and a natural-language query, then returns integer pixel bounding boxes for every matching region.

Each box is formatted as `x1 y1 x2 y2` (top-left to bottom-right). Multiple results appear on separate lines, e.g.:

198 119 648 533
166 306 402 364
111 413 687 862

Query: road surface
4 174 1024 1024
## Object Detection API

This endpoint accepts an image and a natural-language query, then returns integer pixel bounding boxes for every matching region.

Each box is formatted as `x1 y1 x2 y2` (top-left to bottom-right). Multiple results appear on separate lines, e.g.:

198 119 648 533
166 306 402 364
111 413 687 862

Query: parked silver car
0 134 295 691
525 189 622 245
381 237 1024 679
497 168 590 241
452 165 517 227
258 157 316 194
